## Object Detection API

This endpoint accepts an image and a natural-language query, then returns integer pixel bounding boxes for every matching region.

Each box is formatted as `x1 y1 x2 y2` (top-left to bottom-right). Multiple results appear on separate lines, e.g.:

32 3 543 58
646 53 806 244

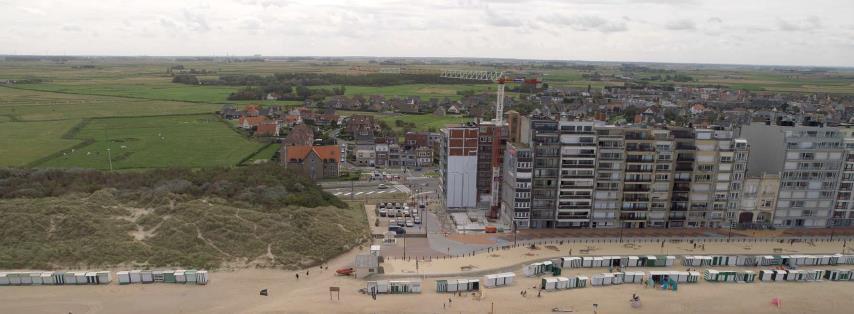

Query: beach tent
556 277 569 289
602 273 614 285
760 270 774 281
561 257 582 269
627 256 640 267
73 272 86 285
523 262 543 277
174 271 186 283
665 256 676 266
591 275 604 286
785 270 802 281
118 271 131 285
542 277 559 290
804 269 824 281
389 280 421 293
52 272 66 285
196 271 208 285
703 270 719 282
367 280 389 294
185 270 197 284
582 257 593 268
482 273 516 288
761 256 782 266
40 272 54 285
612 273 624 285
0 273 8 286
687 271 700 283
543 261 554 272
773 270 787 281
673 271 689 283
824 270 842 281
833 269 850 281
566 276 579 288
140 271 154 283
645 256 658 267
737 255 758 266
18 273 33 285
740 271 756 283
577 276 589 288
129 270 141 283
593 257 604 268
436 279 453 292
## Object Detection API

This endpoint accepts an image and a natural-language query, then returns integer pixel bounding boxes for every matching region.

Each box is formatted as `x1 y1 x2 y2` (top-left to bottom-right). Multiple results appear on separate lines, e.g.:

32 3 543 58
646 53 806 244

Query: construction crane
440 70 539 219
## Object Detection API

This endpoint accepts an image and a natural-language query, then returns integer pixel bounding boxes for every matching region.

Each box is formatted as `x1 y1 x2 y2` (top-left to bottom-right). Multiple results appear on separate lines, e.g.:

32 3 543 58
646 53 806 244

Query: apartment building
740 123 844 228
737 174 780 225
530 118 560 228
620 128 675 228
592 126 624 228
686 129 749 228
500 142 533 229
556 120 601 228
832 125 854 226
669 127 695 227
440 124 479 209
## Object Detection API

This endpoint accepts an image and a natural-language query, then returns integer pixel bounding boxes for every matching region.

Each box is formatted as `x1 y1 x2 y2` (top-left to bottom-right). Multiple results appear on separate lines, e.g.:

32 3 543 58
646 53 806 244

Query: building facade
440 125 479 209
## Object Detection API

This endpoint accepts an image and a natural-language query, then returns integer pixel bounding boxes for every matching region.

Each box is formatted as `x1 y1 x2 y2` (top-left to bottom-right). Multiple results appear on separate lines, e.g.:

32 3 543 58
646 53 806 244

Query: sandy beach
3 240 854 313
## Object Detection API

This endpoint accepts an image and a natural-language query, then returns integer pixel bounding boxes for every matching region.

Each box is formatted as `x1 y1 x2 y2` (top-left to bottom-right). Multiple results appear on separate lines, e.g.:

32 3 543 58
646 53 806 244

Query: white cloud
0 0 851 66
665 19 696 31
542 14 628 33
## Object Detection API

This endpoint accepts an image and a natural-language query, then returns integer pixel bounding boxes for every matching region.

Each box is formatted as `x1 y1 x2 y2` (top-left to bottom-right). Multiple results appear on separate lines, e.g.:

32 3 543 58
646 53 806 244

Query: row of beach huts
0 270 208 286
366 267 854 295
522 254 854 277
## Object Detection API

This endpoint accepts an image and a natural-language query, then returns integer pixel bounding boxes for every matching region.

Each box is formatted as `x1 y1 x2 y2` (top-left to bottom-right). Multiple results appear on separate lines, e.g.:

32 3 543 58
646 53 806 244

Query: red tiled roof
239 116 267 127
255 122 279 136
285 145 340 162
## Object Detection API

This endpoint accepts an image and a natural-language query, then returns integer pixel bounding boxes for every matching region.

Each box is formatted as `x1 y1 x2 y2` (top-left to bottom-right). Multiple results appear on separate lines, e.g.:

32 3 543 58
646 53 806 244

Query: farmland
36 114 265 170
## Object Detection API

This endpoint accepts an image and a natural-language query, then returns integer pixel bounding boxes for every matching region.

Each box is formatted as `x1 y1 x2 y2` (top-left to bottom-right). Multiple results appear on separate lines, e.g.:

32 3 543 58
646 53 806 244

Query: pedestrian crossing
393 184 411 194
333 190 388 196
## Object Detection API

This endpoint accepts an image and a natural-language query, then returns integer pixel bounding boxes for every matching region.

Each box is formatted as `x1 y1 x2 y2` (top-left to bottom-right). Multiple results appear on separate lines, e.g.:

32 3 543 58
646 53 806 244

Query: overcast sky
2 0 853 67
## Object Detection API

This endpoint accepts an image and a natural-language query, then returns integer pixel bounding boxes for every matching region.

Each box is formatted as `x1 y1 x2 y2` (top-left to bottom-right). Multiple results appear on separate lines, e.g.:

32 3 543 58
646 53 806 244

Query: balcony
624 178 652 182
620 213 648 220
623 196 650 202
626 157 655 163
625 167 654 173
558 214 590 220
622 187 650 192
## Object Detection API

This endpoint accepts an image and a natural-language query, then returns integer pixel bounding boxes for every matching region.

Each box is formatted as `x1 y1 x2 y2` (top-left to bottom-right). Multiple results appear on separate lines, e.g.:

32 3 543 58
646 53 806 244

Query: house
434 106 446 116
447 105 461 114
244 105 260 117
355 144 376 167
283 114 302 127
414 146 433 167
220 105 241 120
283 124 315 146
255 121 281 137
346 115 378 137
238 116 267 129
280 145 340 180
690 104 707 115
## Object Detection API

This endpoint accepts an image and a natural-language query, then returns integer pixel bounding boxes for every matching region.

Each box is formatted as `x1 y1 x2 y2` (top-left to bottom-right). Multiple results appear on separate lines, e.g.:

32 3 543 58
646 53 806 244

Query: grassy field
36 114 264 169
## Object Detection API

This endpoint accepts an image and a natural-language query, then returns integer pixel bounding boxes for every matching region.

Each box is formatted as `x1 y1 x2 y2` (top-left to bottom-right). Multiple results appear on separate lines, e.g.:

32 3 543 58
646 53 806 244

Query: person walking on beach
295 273 299 279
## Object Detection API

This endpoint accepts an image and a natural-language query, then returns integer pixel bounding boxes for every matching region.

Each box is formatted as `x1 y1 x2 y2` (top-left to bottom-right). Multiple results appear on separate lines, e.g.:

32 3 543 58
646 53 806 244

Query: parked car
402 209 410 217
378 184 388 189
397 218 406 226
388 226 405 234
414 216 422 224
378 208 387 217
405 219 414 227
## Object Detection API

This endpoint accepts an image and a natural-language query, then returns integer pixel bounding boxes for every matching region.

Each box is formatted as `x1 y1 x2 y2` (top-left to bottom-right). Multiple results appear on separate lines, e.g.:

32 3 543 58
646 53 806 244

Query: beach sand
3 240 854 313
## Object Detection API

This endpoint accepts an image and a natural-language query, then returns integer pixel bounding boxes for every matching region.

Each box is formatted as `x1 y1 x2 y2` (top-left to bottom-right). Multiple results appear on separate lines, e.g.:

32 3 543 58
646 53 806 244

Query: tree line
173 73 490 87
